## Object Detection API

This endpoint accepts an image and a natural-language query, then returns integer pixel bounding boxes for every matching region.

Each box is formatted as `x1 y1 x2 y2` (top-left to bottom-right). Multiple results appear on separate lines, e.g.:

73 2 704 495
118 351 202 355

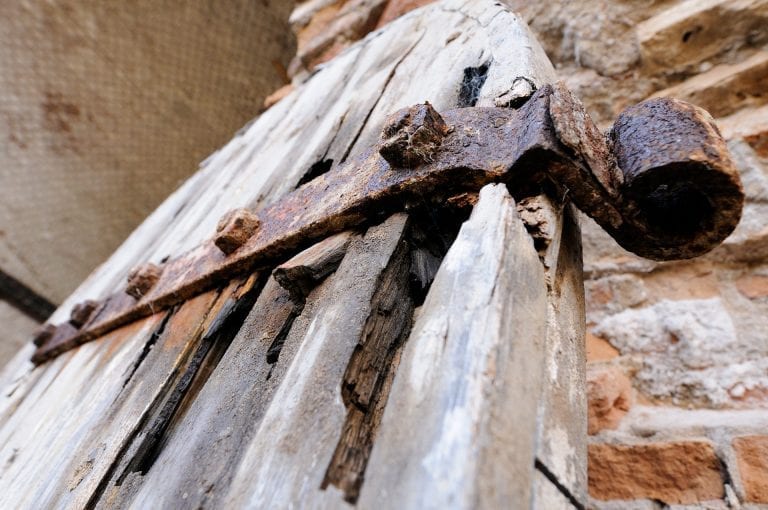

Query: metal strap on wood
31 82 744 364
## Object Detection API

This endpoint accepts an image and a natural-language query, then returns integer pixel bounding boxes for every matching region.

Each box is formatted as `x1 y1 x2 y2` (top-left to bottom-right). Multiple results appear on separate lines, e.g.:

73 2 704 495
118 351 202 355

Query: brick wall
273 0 768 507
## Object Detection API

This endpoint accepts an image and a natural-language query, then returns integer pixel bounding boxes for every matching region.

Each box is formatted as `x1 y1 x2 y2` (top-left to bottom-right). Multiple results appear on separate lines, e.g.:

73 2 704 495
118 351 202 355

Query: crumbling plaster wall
0 0 296 361
279 0 768 507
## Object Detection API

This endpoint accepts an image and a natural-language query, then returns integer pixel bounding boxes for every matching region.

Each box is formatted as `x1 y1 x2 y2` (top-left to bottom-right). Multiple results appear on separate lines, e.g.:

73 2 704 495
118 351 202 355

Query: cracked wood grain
322 227 414 503
97 236 352 509
526 195 588 509
0 287 235 509
222 214 410 509
273 231 353 302
358 184 549 508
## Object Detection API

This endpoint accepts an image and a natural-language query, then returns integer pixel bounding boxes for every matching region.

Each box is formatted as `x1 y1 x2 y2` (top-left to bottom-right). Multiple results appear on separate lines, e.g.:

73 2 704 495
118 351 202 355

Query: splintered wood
358 184 549 508
0 1 586 508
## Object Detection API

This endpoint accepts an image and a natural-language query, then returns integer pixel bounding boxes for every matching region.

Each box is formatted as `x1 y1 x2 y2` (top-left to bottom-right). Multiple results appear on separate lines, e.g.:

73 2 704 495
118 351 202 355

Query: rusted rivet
69 299 99 328
126 262 163 300
32 323 57 347
214 208 260 255
379 102 450 168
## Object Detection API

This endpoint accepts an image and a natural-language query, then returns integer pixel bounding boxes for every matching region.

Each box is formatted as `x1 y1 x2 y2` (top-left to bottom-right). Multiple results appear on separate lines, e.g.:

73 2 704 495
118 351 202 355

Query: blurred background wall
0 0 296 362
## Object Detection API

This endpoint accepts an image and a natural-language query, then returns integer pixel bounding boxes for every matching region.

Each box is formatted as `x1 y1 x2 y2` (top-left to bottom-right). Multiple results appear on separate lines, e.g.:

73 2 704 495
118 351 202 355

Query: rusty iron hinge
30 82 744 364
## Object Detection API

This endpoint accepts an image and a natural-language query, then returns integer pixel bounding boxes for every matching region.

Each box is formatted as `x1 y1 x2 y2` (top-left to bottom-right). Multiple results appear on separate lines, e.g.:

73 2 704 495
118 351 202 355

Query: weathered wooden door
0 1 585 508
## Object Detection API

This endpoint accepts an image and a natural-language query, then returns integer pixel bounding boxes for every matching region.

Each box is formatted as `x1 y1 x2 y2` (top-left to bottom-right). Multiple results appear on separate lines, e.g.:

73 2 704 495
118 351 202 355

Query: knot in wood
379 102 450 168
126 262 163 300
214 208 261 255
69 299 99 328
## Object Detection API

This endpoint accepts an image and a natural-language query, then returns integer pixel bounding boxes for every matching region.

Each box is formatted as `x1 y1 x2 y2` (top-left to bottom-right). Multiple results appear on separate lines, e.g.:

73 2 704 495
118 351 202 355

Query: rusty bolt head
379 102 450 168
69 299 99 328
126 262 163 300
32 323 57 347
214 208 260 255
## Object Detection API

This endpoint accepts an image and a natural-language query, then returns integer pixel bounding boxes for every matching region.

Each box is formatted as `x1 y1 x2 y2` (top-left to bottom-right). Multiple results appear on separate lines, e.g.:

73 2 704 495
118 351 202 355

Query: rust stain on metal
31 82 744 364
608 97 744 260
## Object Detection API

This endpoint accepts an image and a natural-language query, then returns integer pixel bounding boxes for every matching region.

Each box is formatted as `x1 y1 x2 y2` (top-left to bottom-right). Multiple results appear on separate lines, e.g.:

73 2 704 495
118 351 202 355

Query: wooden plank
221 214 409 508
320 225 414 504
273 231 353 301
0 278 261 509
358 184 549 508
0 1 586 508
105 231 354 509
520 196 587 508
533 469 580 509
0 314 167 509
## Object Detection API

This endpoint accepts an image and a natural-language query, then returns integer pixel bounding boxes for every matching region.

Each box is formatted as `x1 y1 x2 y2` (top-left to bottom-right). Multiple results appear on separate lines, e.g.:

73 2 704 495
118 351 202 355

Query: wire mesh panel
0 0 295 309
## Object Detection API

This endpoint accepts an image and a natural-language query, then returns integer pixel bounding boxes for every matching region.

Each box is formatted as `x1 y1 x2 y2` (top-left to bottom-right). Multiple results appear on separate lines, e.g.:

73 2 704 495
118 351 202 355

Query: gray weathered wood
531 198 587 508
97 230 354 508
0 1 587 508
222 214 409 508
358 184 548 509
0 287 226 509
273 231 353 301
518 194 587 508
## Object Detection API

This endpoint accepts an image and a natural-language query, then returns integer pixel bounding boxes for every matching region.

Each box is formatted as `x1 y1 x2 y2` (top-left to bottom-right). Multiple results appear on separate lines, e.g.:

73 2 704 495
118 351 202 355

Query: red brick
586 331 620 362
735 275 768 299
733 435 768 502
589 441 725 504
295 0 346 53
642 262 719 301
637 0 768 76
587 366 631 434
651 51 768 118
586 280 613 307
